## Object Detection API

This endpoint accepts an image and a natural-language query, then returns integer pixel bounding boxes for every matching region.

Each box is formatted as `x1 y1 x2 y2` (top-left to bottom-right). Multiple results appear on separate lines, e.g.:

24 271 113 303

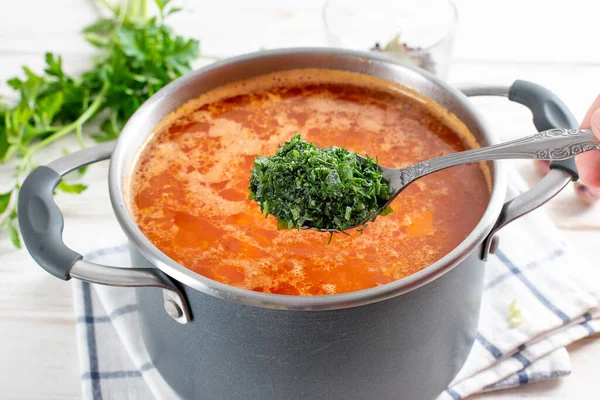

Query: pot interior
109 48 506 310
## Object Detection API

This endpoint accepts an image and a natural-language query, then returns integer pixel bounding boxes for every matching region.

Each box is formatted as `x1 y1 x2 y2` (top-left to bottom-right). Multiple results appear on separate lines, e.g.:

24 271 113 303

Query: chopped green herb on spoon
249 135 393 239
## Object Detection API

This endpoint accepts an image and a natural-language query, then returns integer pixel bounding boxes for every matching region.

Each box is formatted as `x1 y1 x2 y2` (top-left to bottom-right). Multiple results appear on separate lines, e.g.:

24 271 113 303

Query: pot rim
109 47 507 310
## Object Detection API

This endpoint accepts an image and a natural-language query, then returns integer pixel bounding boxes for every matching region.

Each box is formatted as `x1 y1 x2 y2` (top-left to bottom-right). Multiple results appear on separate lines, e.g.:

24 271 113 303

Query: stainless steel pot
18 48 581 400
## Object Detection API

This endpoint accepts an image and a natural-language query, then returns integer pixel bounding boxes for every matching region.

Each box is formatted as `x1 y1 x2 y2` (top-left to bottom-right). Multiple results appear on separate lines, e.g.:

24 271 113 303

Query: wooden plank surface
1 1 599 399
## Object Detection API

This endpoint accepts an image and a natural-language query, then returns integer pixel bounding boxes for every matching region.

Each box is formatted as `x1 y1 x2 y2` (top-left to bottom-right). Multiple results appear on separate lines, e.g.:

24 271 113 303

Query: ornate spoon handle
397 129 599 185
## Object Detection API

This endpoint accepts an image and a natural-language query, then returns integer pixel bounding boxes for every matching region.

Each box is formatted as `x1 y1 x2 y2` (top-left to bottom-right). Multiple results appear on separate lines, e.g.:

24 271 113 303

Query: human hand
535 95 600 204
575 94 600 187
572 95 600 204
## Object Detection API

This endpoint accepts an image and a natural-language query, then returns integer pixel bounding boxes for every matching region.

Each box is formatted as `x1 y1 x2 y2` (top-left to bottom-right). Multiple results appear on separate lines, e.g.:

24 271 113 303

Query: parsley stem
23 82 110 169
129 0 141 19
140 0 147 18
76 123 85 148
116 0 129 26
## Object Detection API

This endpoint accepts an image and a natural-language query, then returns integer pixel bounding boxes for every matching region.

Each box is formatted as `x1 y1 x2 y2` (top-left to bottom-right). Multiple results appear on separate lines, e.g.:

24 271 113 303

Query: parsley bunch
249 135 393 236
0 0 200 247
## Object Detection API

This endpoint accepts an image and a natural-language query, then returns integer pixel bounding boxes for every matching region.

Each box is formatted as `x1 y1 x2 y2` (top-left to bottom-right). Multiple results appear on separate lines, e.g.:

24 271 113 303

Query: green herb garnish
508 299 525 328
249 135 393 235
0 0 201 247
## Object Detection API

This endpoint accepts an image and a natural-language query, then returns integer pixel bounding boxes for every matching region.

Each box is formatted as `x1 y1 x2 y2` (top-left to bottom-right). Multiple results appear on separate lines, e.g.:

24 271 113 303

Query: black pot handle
19 166 81 279
508 80 579 179
458 80 580 260
18 142 191 323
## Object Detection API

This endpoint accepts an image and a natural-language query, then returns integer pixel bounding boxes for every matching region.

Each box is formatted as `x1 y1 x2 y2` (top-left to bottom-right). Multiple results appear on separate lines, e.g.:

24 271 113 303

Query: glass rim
322 0 458 55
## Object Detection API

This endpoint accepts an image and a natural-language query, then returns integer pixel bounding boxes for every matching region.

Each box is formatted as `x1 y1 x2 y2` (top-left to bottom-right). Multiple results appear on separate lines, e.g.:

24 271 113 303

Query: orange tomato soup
129 69 490 296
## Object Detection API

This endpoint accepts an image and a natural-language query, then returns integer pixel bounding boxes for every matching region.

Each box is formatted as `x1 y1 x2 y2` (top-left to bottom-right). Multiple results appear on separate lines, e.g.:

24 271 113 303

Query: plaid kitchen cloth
71 167 600 400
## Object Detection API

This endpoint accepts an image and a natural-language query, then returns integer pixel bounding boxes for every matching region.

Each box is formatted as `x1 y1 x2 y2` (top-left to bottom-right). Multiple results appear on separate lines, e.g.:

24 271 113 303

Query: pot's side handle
18 143 191 324
458 80 579 260
509 80 579 179
480 170 572 260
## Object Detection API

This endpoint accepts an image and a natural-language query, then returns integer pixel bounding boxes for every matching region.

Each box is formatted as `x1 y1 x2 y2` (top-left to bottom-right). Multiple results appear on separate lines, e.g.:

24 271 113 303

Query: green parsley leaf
155 0 170 12
44 53 64 78
0 191 11 214
84 32 111 48
116 29 145 61
8 212 21 249
56 181 88 194
37 92 64 129
165 7 182 16
508 299 525 328
379 206 393 217
82 18 116 35
92 118 120 143
0 116 8 160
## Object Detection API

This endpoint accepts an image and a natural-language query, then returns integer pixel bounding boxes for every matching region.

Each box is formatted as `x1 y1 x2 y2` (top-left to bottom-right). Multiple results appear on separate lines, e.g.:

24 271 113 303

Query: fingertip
577 108 600 187
593 108 600 135
576 151 600 188
580 94 600 128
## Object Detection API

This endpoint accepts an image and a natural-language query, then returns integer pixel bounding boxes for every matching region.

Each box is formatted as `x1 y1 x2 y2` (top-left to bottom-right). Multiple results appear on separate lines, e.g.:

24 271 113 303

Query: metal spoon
312 128 600 232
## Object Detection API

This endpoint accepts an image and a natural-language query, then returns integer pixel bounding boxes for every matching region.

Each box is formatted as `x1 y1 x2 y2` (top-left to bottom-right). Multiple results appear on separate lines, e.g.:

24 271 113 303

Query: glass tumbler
322 0 458 79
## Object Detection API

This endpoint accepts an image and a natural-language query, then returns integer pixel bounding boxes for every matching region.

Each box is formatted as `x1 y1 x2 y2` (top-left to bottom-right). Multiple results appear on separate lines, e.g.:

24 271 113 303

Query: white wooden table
1 1 599 398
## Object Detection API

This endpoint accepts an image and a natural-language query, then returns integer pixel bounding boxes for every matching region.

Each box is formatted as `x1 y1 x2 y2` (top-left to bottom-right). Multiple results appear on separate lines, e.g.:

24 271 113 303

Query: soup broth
129 69 490 296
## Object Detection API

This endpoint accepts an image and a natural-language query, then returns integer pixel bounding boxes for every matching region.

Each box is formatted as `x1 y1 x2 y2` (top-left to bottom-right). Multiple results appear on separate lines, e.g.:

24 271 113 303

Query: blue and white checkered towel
71 167 600 400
